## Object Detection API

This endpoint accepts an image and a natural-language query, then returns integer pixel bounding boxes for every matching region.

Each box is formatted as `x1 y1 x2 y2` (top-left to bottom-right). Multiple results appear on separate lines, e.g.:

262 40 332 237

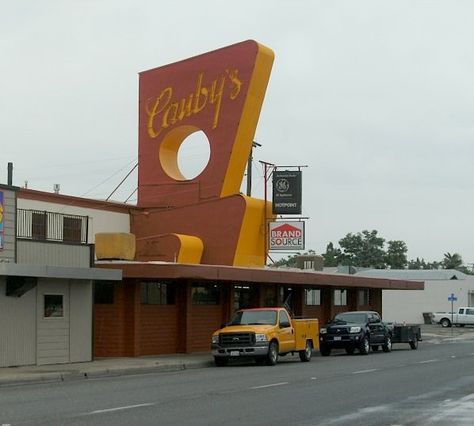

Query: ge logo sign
275 178 290 193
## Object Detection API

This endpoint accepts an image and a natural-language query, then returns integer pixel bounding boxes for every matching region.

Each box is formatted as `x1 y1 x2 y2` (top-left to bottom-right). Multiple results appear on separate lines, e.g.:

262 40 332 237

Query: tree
270 253 299 268
442 252 463 270
338 230 386 268
321 242 341 267
407 257 426 270
385 240 408 269
270 250 316 268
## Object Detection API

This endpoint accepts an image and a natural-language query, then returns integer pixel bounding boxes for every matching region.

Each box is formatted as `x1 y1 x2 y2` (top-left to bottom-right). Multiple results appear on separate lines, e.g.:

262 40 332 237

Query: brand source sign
269 221 305 250
272 170 302 214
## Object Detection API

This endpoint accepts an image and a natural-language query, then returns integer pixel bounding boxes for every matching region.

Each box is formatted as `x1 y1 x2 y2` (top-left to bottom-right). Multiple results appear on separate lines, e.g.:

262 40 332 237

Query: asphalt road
1 340 474 426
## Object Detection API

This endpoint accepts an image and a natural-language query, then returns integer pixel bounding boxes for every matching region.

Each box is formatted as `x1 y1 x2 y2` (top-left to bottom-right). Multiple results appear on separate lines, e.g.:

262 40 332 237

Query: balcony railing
17 209 89 244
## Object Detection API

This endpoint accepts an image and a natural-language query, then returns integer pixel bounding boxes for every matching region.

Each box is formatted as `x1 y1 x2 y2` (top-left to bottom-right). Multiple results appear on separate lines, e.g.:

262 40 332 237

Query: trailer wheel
440 318 451 328
299 340 312 362
409 339 418 350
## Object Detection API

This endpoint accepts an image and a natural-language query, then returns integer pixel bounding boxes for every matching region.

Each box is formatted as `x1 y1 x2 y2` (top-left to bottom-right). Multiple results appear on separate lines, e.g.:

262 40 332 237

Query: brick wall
138 305 179 355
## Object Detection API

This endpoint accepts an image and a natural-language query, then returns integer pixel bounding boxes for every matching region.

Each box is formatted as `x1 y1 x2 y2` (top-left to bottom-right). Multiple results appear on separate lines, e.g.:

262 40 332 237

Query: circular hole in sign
177 130 211 180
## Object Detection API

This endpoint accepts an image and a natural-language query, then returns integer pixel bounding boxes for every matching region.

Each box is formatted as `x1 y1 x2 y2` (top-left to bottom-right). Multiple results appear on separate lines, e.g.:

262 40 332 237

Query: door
36 279 70 365
277 310 294 353
368 313 385 344
464 308 474 324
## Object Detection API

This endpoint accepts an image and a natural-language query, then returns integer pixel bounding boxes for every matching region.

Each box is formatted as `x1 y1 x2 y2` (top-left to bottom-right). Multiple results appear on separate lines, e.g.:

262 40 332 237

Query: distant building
353 269 474 324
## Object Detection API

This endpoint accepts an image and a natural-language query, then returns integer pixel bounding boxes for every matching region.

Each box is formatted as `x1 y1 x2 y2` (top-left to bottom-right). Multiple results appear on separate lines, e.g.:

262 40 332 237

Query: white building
353 269 474 324
0 185 122 367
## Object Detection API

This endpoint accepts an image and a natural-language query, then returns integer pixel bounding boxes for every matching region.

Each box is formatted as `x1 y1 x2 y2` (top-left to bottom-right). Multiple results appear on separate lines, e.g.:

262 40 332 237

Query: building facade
354 269 472 324
0 185 120 367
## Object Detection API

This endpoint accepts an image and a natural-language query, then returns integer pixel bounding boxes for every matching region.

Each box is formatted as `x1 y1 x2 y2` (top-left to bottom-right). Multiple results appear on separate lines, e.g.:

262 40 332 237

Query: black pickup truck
319 311 392 356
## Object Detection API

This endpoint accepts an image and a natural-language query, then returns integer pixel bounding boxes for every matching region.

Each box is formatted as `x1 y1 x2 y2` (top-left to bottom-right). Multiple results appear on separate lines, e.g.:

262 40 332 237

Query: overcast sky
2 1 474 265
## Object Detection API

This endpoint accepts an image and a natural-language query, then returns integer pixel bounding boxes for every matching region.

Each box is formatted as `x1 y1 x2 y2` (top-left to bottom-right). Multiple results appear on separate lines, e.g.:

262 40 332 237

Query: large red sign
138 40 273 208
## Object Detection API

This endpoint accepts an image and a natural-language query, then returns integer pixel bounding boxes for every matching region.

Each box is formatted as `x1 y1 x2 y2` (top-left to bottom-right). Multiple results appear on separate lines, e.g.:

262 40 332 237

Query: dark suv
319 311 392 356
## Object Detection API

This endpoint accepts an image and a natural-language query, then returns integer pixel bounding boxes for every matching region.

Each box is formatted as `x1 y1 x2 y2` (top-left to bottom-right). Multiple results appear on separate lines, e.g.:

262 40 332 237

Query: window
44 294 64 318
141 281 175 305
63 216 82 243
279 310 291 327
94 282 115 304
233 285 251 311
459 308 465 314
303 260 314 270
358 289 370 306
32 211 46 240
191 283 220 305
334 289 347 306
466 308 474 315
305 289 321 306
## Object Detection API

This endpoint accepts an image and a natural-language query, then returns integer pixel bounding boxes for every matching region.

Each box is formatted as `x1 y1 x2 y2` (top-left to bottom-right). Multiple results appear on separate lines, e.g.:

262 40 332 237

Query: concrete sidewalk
2 324 474 387
0 353 213 387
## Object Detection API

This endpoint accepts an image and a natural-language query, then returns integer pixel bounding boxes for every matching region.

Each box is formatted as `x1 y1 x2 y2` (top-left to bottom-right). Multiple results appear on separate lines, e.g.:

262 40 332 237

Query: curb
0 360 213 387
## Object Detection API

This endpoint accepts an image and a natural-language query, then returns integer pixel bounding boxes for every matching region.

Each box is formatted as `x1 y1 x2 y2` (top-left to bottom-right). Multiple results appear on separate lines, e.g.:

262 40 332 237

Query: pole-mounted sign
269 221 305 250
272 170 302 214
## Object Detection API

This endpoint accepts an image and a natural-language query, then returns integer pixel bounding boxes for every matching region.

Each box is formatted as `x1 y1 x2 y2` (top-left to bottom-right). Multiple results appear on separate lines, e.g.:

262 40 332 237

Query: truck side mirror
280 321 291 328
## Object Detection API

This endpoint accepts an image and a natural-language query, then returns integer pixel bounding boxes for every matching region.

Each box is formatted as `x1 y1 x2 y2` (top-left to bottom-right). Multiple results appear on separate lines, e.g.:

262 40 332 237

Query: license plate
230 350 240 356
333 336 342 341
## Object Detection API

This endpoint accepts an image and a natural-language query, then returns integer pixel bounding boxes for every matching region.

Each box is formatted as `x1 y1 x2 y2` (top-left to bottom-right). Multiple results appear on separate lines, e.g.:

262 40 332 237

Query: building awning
0 263 122 281
96 261 423 290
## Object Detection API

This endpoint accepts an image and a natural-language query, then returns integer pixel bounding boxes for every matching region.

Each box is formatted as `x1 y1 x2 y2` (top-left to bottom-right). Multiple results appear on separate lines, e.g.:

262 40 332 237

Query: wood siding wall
0 277 36 367
17 240 91 267
0 189 16 262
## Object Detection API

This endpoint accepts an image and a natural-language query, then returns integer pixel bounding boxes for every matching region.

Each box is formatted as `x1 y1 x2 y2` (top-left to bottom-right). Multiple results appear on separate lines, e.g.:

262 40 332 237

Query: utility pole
246 141 261 196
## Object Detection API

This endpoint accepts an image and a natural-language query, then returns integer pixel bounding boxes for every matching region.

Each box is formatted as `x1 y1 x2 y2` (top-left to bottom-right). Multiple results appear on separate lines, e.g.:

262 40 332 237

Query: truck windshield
229 310 277 326
333 312 368 324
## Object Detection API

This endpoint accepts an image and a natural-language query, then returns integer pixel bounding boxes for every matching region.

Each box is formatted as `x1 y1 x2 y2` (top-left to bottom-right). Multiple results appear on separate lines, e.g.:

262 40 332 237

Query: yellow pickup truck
211 307 319 366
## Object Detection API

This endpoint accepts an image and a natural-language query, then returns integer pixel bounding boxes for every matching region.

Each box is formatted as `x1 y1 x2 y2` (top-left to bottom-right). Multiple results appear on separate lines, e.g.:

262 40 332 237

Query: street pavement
1 324 473 387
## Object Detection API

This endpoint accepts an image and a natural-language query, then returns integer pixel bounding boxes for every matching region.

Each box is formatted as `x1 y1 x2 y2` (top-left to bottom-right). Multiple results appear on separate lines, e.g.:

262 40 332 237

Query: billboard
272 170 302 214
0 191 4 250
269 221 305 251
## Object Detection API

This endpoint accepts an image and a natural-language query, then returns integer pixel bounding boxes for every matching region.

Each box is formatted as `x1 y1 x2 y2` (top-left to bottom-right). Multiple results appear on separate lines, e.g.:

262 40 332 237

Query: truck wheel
320 344 331 357
299 340 312 362
345 347 355 355
440 318 451 328
382 335 392 352
359 336 370 355
409 339 418 350
266 341 279 366
214 356 228 367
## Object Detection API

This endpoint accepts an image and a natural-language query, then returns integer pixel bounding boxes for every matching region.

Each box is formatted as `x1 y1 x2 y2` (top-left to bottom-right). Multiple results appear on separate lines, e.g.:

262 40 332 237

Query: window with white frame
305 289 321 306
334 289 347 306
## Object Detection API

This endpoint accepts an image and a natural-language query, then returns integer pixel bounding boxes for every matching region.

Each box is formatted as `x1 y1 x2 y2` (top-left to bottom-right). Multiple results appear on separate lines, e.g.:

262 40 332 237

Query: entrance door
36 279 70 365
